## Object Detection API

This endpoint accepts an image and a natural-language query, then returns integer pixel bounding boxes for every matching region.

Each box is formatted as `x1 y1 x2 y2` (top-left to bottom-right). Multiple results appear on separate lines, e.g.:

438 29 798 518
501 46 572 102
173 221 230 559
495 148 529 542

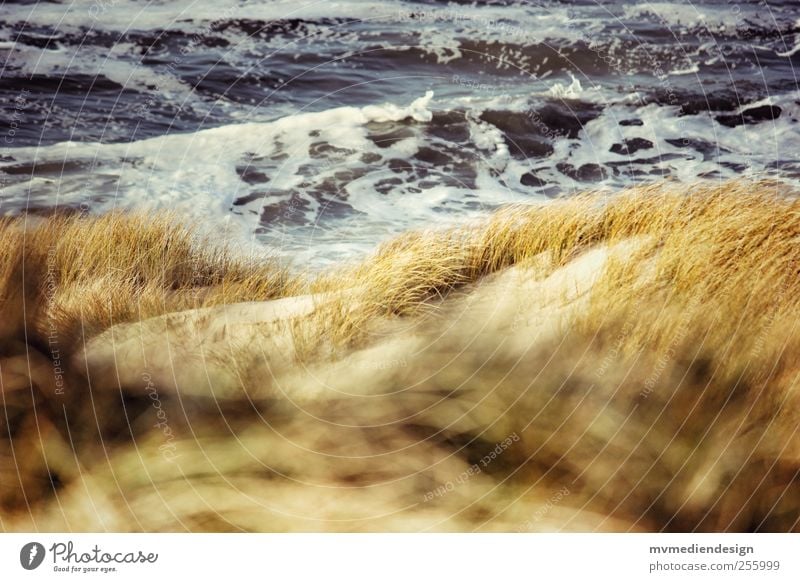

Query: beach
1 0 799 535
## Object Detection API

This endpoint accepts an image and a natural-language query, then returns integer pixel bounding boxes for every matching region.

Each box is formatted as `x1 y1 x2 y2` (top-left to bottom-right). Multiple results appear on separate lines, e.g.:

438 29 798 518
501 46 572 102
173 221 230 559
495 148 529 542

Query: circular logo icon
20 542 46 570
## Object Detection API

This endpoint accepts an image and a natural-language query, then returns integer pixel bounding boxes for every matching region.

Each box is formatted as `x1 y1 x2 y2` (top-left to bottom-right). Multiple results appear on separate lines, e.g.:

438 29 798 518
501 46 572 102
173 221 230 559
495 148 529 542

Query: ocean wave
3 86 799 266
2 0 798 266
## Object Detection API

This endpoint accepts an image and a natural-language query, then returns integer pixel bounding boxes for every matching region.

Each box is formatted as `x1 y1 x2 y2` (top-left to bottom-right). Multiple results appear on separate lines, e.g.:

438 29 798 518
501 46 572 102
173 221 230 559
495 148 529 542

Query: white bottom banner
1 534 797 581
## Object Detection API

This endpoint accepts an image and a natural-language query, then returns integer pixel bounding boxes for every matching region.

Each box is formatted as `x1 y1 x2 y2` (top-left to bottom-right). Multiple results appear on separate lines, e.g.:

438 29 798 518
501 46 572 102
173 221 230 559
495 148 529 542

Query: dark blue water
1 0 799 265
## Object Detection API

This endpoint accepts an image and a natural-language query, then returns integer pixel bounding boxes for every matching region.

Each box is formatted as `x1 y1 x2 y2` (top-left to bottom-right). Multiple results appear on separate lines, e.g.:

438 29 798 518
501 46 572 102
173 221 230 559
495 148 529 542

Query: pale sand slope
5 240 639 532
72 240 641 401
6 182 800 532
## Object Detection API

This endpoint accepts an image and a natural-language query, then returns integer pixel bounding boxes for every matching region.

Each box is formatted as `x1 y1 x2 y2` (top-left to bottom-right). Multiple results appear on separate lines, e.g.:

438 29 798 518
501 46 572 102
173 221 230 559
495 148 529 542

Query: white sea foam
0 92 532 267
3 85 799 268
546 74 584 100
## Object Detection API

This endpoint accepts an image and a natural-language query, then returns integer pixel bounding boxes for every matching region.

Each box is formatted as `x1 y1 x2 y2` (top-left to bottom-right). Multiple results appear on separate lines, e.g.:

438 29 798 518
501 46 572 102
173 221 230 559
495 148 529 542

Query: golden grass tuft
297 180 799 358
0 212 291 353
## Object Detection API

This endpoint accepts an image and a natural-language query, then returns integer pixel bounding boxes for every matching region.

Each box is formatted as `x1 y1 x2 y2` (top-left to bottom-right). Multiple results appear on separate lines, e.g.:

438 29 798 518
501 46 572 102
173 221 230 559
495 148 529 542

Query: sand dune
1 181 799 532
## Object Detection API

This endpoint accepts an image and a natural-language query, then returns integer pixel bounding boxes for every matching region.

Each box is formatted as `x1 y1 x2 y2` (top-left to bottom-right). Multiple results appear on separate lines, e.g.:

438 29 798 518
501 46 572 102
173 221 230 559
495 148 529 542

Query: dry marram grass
1 181 798 532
